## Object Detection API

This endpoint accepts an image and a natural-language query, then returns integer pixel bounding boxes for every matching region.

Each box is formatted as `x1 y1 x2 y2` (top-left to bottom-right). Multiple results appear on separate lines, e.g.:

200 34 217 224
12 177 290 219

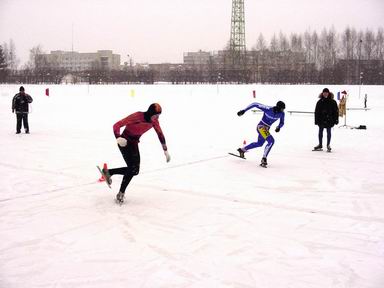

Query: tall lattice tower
230 0 246 68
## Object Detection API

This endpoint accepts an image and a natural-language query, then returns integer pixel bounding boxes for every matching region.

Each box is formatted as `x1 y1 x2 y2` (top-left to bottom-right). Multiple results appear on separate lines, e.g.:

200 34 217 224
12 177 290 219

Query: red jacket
113 112 167 149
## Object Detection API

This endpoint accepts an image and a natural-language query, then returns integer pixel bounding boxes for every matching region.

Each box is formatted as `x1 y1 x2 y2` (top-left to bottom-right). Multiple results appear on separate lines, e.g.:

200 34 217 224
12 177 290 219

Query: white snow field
1 84 384 288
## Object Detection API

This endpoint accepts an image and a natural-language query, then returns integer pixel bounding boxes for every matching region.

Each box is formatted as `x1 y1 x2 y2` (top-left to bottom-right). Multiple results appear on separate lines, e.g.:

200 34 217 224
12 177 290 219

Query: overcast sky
0 0 383 66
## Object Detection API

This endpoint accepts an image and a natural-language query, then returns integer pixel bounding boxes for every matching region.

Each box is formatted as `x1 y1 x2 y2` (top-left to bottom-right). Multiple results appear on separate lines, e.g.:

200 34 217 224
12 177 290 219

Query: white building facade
41 50 121 71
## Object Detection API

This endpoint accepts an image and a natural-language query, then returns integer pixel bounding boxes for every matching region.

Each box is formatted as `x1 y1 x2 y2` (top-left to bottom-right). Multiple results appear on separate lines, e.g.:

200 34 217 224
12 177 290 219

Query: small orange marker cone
243 140 247 145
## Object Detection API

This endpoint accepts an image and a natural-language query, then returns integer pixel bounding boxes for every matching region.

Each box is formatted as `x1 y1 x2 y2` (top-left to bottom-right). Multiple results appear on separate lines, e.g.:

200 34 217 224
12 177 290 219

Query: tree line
1 26 383 84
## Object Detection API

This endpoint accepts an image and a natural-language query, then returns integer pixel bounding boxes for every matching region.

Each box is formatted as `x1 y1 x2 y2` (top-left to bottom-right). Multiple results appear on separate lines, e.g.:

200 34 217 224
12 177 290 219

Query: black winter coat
315 94 339 128
12 93 33 113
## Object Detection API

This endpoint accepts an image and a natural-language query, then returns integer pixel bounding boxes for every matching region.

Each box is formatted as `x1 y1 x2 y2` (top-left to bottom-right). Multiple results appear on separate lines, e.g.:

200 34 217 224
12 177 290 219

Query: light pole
127 54 133 68
87 73 90 94
217 73 222 95
359 71 363 99
357 39 362 98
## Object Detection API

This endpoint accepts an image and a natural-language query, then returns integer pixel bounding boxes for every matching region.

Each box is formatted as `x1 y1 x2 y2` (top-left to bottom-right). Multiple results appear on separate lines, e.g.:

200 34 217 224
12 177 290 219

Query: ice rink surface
1 84 384 288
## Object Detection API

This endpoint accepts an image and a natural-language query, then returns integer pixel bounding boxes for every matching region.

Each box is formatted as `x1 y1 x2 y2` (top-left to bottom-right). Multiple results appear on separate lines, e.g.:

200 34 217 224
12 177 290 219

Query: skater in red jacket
101 103 170 203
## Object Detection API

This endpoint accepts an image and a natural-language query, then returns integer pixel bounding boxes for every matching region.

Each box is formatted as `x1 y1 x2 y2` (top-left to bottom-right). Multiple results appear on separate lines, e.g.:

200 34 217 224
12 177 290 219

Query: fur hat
322 88 330 93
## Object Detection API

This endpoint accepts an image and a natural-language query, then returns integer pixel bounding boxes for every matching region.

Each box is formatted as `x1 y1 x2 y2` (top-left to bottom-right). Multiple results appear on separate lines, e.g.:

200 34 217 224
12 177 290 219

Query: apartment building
41 50 121 71
183 50 212 66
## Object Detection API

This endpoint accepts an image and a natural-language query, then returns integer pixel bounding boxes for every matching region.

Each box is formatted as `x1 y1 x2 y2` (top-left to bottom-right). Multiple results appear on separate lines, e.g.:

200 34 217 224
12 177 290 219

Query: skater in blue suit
236 101 285 167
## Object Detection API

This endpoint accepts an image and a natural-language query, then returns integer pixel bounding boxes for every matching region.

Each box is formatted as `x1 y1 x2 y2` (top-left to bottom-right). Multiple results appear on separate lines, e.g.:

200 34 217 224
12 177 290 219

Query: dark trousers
109 143 140 193
318 126 332 146
16 113 29 133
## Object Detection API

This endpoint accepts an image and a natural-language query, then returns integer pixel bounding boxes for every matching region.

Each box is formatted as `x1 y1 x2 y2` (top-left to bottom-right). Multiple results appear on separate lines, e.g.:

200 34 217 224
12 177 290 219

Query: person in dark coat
314 88 339 152
12 86 33 134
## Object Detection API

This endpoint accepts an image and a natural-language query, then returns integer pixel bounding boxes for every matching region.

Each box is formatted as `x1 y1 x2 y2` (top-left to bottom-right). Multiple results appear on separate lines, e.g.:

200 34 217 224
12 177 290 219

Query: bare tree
376 28 384 60
303 30 312 61
28 45 46 70
363 29 375 60
2 39 20 71
341 26 353 59
312 31 320 69
0 45 8 82
318 27 338 70
278 31 289 51
8 39 19 70
290 33 303 53
270 34 278 52
256 33 267 51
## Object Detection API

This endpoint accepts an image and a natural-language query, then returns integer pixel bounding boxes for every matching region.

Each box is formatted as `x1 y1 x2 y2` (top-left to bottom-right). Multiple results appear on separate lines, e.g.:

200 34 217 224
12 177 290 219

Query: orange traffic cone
98 163 108 182
243 139 247 145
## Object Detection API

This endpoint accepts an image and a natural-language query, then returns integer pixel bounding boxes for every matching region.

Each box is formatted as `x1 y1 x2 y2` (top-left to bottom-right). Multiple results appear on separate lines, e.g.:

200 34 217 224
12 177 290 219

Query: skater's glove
275 127 280 132
237 110 245 116
164 150 171 163
116 137 127 147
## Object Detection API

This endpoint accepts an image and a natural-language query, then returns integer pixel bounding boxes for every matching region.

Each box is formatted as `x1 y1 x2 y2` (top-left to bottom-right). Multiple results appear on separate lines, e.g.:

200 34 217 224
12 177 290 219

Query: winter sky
0 0 383 66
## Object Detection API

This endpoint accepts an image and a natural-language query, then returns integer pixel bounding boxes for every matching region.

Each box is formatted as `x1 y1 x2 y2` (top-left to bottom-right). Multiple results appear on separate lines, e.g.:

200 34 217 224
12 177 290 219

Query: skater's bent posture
236 101 285 166
103 103 170 203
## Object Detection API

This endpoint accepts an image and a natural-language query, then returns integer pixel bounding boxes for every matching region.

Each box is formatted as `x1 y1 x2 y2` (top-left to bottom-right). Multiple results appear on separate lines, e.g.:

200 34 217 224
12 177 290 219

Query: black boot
237 148 245 159
116 191 125 204
313 144 323 151
102 168 112 185
261 157 268 167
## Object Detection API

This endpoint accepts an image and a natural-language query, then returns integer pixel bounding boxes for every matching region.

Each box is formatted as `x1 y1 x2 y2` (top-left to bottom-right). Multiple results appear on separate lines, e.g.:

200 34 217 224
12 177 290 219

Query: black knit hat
276 101 286 111
147 103 162 116
322 88 330 93
144 103 162 122
19 86 25 92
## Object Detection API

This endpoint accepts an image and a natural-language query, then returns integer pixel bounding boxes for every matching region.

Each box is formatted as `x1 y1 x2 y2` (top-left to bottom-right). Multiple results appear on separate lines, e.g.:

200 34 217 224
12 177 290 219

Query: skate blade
115 199 124 205
228 152 246 159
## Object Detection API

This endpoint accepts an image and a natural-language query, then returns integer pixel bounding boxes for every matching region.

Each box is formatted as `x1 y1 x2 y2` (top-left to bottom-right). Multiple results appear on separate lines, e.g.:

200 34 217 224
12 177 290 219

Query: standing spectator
12 86 33 134
338 91 347 117
313 88 339 152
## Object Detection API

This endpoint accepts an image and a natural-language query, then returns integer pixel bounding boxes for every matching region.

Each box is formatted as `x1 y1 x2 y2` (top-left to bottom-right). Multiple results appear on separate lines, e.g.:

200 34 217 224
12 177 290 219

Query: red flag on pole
252 90 256 98
45 88 49 96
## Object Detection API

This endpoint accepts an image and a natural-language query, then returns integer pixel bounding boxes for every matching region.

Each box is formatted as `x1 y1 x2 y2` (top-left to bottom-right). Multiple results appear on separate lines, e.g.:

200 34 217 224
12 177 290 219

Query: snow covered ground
1 83 384 288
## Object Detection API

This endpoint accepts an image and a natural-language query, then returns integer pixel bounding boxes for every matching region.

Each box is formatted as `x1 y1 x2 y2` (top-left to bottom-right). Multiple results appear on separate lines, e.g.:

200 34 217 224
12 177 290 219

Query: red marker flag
45 88 49 96
252 90 256 98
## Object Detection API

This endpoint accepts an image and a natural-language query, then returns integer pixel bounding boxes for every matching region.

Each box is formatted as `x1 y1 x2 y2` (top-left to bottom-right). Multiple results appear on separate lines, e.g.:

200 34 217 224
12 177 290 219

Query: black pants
318 126 332 146
16 113 29 133
109 143 140 193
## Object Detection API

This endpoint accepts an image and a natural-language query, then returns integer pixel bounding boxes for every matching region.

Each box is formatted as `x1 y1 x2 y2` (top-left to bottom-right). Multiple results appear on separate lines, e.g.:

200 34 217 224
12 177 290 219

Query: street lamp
359 71 363 99
127 54 133 68
357 39 362 98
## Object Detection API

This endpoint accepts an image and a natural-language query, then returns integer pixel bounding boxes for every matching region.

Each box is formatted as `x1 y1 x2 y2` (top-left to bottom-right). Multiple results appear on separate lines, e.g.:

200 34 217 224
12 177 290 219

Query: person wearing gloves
235 101 285 167
101 103 170 203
